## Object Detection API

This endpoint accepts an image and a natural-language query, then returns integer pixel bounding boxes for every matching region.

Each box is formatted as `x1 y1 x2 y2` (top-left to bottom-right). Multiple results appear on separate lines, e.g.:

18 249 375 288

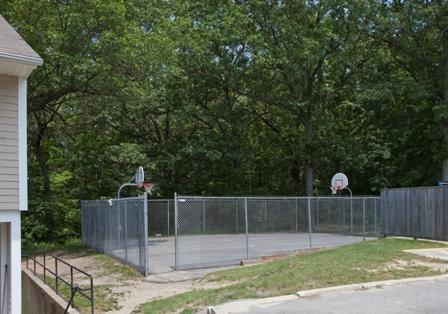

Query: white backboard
135 166 144 186
331 172 348 189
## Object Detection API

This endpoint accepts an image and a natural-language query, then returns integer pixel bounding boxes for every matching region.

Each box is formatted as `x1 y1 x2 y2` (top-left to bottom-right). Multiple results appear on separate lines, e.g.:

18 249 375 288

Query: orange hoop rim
139 182 154 194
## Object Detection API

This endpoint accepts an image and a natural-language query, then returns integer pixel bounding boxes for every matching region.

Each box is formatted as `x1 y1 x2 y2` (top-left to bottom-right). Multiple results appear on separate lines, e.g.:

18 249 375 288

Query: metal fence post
174 193 179 270
245 197 249 259
235 200 239 233
202 199 206 234
374 198 377 233
295 198 298 232
117 200 121 251
363 198 366 242
307 197 312 248
264 199 267 231
144 194 149 275
124 201 128 263
350 196 353 234
167 200 170 237
108 203 112 253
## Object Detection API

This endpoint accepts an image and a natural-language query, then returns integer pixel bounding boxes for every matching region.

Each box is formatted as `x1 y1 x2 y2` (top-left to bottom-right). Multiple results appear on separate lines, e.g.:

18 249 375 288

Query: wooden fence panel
381 187 448 241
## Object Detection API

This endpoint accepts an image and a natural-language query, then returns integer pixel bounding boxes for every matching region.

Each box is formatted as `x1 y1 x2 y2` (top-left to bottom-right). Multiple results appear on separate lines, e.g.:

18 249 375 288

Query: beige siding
0 74 18 211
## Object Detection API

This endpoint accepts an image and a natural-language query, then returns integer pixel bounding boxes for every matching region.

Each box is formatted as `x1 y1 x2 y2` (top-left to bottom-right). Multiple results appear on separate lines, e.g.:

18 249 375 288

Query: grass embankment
24 238 140 313
137 238 448 314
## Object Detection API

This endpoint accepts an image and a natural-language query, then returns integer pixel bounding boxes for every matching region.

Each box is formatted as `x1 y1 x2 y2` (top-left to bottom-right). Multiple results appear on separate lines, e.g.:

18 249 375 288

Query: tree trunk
305 115 314 196
32 114 51 199
34 132 51 199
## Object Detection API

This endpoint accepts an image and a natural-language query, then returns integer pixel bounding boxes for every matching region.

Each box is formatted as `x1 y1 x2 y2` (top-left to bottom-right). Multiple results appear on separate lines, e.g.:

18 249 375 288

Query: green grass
39 275 119 313
93 254 141 280
136 238 448 314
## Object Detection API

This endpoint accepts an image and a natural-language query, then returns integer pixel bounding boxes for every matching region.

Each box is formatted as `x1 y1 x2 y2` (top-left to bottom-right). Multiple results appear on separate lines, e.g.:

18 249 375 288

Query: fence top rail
381 186 448 192
175 195 380 200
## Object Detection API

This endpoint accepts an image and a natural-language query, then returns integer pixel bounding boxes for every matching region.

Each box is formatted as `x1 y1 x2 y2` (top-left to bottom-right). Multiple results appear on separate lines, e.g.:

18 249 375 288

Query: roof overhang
0 52 43 78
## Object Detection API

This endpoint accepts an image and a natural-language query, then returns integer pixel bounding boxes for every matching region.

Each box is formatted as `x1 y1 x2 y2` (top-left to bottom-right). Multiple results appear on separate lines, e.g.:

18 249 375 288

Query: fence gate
81 196 148 275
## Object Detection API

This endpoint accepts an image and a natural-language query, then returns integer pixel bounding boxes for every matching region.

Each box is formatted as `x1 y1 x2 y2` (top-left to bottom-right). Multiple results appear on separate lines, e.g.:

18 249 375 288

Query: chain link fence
80 195 381 274
81 197 148 275
148 200 174 236
174 195 381 270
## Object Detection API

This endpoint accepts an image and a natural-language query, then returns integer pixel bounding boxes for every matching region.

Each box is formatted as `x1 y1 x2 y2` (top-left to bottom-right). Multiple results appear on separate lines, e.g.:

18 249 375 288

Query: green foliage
1 0 445 242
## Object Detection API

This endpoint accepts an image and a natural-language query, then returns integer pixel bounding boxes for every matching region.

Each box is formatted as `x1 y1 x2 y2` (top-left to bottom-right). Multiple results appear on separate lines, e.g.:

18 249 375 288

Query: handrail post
90 276 94 314
43 252 46 284
70 266 75 308
55 256 59 295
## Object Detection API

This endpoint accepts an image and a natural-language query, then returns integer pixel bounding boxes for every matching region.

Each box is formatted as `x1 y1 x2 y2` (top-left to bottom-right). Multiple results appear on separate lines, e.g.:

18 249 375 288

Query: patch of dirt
23 252 241 314
241 248 323 266
359 259 448 274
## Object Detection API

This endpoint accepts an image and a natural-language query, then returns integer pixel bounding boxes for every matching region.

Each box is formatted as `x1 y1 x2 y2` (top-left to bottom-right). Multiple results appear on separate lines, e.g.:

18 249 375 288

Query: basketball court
112 233 376 274
82 168 381 275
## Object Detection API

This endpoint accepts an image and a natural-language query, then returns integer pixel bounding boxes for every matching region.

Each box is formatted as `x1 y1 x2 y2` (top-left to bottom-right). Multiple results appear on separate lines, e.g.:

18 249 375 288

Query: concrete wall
22 269 80 314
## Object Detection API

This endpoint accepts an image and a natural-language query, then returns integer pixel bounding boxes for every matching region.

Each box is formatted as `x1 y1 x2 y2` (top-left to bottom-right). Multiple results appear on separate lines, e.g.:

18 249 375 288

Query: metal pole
124 201 128 263
174 193 179 270
374 198 377 233
235 200 239 233
90 276 94 314
43 252 46 284
295 198 298 232
108 203 112 252
343 187 353 234
117 200 121 251
307 197 312 248
117 182 137 198
70 266 74 308
167 200 170 237
55 256 59 295
316 198 319 227
245 198 249 259
144 193 149 275
264 199 267 231
363 198 366 242
202 199 206 234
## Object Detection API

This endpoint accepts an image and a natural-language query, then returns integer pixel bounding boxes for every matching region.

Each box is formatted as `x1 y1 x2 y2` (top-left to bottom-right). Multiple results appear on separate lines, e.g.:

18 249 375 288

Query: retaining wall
22 269 79 314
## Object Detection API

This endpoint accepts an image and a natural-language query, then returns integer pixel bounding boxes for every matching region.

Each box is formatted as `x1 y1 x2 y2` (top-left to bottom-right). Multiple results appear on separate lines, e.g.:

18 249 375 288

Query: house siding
0 74 18 211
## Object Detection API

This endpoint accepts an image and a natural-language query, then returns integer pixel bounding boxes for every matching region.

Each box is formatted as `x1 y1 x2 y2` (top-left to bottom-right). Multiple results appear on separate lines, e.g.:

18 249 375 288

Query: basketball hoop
140 182 154 195
330 186 340 195
331 172 348 195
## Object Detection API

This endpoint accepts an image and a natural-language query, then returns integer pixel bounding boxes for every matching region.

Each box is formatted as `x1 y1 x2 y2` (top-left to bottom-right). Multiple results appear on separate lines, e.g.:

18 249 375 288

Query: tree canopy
1 0 446 242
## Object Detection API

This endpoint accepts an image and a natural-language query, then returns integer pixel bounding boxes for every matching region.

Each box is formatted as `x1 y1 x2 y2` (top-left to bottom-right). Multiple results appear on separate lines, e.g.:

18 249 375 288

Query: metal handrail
26 252 94 314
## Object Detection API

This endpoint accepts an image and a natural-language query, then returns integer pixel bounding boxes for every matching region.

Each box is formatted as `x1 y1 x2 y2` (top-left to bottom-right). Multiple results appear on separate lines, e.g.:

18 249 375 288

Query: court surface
145 233 376 274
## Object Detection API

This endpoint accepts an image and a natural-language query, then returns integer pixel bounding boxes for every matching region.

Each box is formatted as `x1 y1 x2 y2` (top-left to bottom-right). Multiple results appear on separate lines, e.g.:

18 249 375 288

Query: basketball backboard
331 172 348 194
